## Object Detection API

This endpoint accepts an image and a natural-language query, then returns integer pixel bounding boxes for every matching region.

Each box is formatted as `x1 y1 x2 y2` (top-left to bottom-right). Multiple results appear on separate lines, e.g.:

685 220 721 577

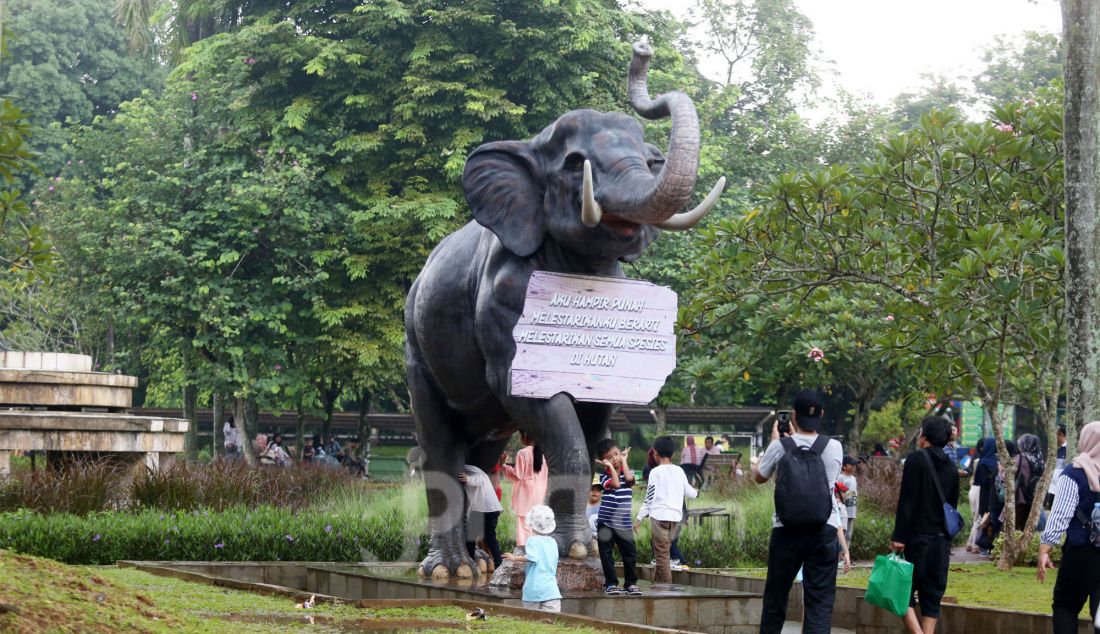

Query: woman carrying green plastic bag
865 552 913 617
887 416 960 634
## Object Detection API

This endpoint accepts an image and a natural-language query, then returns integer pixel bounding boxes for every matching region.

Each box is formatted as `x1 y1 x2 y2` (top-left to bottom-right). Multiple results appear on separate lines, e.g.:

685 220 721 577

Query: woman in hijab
974 438 998 516
1014 434 1045 530
1037 421 1100 634
973 437 999 556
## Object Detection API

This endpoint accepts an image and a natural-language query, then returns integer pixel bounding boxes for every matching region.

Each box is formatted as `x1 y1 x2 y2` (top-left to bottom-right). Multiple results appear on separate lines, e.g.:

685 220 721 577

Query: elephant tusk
581 160 603 227
653 177 726 231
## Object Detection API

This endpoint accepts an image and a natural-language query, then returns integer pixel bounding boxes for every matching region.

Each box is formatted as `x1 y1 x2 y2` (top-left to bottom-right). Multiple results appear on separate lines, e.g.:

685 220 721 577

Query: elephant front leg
408 362 478 580
420 464 479 579
517 394 596 560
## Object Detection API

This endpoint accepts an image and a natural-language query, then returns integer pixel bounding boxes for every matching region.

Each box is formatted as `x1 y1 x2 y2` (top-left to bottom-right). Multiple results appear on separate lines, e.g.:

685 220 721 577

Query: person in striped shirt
1037 420 1100 634
595 438 640 595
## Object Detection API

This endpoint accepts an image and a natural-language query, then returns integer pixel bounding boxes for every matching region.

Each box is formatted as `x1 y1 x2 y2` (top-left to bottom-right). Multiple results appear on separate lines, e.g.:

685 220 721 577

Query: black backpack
774 435 833 528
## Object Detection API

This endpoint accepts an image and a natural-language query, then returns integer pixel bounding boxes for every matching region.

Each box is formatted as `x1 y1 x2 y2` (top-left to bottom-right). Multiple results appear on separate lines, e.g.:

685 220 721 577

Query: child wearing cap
503 505 562 613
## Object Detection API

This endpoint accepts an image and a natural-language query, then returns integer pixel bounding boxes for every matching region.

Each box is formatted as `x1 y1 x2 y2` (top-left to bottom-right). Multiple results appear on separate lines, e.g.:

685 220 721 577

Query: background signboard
960 400 1016 446
510 271 677 404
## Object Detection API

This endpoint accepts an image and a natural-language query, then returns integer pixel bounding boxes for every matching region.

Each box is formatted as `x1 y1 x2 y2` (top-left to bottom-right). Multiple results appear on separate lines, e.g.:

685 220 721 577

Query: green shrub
0 459 366 516
991 531 1056 567
0 460 125 515
0 506 419 565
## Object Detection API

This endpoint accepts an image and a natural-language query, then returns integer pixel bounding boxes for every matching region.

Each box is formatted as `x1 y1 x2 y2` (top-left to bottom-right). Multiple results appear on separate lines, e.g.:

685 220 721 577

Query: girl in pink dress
503 432 549 547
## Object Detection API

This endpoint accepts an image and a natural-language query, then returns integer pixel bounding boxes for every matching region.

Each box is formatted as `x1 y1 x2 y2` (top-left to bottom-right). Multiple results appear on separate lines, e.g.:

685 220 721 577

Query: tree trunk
358 389 373 476
983 400 1020 571
1063 0 1100 456
212 392 225 460
999 382 1063 567
181 348 199 461
296 401 306 462
319 379 341 441
236 396 258 465
848 382 878 454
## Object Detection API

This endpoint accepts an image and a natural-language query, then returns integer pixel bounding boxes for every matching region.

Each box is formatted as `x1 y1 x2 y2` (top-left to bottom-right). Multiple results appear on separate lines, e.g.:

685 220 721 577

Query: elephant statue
405 42 724 579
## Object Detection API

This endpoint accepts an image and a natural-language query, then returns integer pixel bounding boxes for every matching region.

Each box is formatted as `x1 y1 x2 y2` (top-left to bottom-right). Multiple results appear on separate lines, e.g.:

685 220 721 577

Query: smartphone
775 410 792 436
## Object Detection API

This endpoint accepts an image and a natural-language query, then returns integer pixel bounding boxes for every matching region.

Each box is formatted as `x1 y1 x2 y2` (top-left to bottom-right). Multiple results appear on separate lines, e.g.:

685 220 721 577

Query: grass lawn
0 550 607 633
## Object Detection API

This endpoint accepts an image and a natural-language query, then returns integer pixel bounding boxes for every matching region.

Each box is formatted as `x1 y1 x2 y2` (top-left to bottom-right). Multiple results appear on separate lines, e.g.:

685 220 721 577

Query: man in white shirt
637 435 698 583
753 389 844 634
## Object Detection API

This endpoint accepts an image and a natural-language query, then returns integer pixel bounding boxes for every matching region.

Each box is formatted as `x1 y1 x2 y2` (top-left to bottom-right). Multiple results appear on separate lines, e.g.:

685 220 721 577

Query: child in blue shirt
502 504 562 612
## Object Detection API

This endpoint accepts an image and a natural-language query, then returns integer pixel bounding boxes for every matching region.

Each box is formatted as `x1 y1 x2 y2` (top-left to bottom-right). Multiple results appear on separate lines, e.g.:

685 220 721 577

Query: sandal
625 585 643 596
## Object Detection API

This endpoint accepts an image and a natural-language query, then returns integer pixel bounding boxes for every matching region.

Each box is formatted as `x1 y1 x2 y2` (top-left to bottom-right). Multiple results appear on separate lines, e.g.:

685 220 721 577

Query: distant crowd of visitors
219 415 366 476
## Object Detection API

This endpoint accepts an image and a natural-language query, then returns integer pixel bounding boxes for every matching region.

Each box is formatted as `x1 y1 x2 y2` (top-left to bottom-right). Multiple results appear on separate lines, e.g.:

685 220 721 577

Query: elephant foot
418 531 478 580
568 540 588 559
473 546 494 574
553 524 596 559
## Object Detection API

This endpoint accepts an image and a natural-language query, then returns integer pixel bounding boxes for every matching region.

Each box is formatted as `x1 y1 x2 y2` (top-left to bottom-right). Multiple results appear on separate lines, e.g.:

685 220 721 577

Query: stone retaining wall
637 567 1093 634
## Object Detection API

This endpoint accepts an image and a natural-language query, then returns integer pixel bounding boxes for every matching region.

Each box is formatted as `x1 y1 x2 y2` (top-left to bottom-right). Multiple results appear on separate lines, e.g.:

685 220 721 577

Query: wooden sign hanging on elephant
510 271 676 404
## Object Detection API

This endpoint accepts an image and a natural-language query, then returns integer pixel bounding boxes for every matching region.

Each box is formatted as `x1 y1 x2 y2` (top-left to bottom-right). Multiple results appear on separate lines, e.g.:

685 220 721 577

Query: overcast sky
636 0 1062 106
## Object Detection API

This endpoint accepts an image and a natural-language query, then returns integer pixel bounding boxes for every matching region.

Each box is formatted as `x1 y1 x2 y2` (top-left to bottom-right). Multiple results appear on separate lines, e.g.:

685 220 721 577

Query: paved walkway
777 547 983 633
851 544 988 568
781 624 854 633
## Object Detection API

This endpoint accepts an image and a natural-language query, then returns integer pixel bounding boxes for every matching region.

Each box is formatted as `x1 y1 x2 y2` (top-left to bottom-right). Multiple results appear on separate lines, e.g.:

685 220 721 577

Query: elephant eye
564 153 586 172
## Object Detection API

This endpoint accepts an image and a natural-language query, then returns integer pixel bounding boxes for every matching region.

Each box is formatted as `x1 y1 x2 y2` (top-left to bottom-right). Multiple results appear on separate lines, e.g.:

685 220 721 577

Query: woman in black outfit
891 416 960 634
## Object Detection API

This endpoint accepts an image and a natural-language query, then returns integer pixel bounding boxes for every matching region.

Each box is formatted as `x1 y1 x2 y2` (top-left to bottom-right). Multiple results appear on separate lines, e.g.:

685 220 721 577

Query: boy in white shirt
636 435 698 583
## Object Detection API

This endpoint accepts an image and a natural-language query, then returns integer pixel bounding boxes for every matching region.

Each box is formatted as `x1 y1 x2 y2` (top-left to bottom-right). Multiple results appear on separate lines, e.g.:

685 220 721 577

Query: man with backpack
753 389 844 634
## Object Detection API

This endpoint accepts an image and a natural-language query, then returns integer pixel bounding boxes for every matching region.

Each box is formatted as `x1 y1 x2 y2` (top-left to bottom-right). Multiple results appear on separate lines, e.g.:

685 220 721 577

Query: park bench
686 506 732 530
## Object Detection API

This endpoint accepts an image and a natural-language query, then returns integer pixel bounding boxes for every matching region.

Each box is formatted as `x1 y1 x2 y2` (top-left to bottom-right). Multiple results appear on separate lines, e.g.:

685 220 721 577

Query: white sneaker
670 559 681 566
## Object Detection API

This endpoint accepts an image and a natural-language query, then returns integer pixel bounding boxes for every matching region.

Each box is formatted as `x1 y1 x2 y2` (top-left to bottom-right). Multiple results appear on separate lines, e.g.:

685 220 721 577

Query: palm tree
114 0 240 62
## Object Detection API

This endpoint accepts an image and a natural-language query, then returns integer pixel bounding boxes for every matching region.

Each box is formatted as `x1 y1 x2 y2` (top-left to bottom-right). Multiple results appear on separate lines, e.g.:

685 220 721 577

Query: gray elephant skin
404 42 723 579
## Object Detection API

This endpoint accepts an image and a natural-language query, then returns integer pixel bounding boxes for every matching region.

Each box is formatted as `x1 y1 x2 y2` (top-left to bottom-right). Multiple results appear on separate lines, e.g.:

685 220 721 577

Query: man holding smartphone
753 390 844 634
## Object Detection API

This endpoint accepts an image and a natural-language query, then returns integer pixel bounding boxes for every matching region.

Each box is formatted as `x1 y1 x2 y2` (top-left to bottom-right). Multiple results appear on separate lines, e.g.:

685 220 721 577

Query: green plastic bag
864 553 913 617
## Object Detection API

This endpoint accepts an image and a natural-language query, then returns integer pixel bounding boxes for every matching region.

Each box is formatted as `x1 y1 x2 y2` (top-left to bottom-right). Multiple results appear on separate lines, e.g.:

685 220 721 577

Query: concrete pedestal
0 353 187 474
490 555 605 592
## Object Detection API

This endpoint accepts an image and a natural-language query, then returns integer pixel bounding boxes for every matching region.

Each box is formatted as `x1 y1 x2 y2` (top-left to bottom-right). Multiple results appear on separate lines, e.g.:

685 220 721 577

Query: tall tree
692 97 1066 566
890 72 973 131
0 12 53 343
0 0 162 181
974 31 1062 108
38 0 698 444
1062 0 1100 450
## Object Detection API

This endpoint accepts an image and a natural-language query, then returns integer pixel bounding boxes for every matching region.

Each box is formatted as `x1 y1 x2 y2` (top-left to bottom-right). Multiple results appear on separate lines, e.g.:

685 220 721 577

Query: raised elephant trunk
599 42 701 224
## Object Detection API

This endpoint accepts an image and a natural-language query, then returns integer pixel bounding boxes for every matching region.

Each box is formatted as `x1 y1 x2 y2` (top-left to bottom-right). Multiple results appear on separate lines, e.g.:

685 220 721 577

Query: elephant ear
463 141 546 257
